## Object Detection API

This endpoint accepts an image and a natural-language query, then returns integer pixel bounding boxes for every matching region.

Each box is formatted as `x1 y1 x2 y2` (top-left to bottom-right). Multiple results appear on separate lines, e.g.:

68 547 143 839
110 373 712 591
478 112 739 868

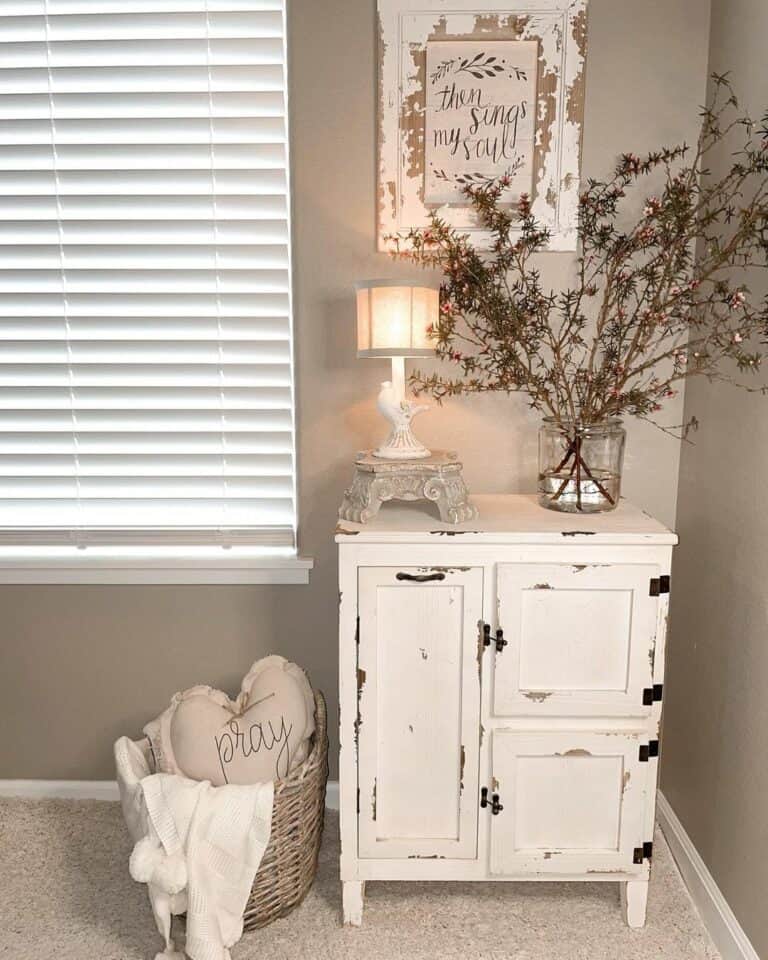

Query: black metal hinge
642 683 664 706
649 575 671 596
644 841 654 860
638 740 660 762
480 786 503 815
632 841 654 864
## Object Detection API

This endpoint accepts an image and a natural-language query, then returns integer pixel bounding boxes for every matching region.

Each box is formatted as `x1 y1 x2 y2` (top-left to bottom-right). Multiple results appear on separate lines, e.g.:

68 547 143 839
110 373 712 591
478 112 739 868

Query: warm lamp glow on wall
356 281 439 459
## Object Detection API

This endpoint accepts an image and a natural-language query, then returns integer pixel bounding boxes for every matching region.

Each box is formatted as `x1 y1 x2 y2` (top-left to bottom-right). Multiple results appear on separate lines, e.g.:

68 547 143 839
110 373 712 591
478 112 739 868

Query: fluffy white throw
115 736 274 960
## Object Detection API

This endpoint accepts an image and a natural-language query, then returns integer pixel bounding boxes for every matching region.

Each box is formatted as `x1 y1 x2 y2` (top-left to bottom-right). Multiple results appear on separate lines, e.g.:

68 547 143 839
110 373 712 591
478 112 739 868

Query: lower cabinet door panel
489 731 648 875
357 566 483 859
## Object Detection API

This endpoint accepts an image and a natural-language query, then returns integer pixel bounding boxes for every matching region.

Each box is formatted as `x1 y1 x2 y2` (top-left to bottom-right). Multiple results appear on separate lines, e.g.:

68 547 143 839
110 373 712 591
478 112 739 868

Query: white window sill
0 548 313 585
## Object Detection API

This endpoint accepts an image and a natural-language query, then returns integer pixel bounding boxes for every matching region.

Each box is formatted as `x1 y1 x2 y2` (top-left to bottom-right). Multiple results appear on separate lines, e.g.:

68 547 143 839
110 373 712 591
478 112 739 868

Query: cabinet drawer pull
395 571 446 582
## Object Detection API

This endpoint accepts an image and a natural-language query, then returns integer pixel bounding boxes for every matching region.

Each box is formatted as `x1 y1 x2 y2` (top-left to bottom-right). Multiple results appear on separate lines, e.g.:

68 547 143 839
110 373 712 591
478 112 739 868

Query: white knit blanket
115 736 274 960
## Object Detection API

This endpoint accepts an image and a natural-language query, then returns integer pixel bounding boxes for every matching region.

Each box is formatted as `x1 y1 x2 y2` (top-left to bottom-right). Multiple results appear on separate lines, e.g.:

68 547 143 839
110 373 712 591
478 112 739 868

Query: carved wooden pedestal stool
338 450 478 525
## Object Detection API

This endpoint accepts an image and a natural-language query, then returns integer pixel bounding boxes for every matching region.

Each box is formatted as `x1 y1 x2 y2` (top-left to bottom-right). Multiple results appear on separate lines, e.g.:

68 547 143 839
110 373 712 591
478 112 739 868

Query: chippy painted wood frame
377 0 589 251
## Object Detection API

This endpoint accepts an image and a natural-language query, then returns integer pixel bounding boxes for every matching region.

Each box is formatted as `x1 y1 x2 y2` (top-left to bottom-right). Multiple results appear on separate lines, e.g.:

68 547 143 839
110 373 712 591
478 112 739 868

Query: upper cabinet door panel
357 566 483 860
494 562 659 716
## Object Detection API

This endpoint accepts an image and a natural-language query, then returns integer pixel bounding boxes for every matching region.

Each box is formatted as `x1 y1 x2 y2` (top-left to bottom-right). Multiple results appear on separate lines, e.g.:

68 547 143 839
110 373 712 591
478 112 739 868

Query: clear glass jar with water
538 418 625 513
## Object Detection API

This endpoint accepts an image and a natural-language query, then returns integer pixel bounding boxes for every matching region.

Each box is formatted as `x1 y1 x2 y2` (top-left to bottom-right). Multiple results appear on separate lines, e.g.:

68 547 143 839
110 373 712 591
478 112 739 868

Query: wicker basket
242 689 328 930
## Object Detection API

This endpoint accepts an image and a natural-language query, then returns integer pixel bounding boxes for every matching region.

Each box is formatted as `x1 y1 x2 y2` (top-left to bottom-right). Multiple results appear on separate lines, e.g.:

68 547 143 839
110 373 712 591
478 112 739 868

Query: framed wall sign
377 0 589 251
424 39 538 205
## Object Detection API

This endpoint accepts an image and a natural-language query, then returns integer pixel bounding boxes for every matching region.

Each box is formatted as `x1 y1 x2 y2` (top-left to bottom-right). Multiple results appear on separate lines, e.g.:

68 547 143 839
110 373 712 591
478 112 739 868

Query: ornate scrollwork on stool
338 450 478 525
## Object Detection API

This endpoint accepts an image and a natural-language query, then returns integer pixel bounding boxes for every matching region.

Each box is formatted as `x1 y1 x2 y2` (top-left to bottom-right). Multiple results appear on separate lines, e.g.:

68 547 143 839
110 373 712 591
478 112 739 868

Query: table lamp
356 280 439 459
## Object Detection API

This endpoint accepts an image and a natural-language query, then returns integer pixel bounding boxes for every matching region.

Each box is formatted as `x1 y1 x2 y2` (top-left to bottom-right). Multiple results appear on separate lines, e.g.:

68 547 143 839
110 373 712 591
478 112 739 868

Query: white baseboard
0 779 121 801
0 777 341 810
325 779 339 810
657 791 759 960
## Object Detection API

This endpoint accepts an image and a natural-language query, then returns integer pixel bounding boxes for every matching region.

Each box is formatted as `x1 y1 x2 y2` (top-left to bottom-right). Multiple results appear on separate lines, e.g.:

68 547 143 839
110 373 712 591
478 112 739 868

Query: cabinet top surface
336 494 677 545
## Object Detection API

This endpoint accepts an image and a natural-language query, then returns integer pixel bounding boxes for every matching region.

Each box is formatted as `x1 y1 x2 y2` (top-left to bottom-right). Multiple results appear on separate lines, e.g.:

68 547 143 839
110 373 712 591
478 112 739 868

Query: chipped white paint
495 562 660 716
490 731 648 876
337 495 675 926
377 0 589 251
342 880 365 927
357 567 482 859
622 879 650 929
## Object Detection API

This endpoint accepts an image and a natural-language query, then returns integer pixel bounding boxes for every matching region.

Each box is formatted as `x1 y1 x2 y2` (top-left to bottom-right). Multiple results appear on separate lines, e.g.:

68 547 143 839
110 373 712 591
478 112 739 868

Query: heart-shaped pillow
144 656 315 786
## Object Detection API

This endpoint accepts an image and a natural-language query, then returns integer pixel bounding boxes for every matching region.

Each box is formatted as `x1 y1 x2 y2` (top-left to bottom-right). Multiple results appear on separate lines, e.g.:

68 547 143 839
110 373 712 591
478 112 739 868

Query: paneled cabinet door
357 566 483 859
489 731 649 876
494 562 660 716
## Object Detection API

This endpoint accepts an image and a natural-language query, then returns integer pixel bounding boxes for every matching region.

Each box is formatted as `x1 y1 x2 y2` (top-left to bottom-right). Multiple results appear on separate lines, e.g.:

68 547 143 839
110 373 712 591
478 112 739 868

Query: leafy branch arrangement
391 76 768 440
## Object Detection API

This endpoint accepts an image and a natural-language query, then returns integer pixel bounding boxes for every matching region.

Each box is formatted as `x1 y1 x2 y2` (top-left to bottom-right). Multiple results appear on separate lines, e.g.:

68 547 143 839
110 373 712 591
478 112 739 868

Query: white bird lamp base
373 357 431 460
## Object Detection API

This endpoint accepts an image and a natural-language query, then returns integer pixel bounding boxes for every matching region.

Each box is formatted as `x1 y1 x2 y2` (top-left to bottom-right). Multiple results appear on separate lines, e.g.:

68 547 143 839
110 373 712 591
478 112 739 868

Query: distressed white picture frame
377 0 589 251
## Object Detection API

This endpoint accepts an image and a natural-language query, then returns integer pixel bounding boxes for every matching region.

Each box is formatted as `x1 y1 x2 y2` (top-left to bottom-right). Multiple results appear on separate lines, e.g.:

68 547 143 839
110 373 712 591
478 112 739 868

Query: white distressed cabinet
337 495 677 928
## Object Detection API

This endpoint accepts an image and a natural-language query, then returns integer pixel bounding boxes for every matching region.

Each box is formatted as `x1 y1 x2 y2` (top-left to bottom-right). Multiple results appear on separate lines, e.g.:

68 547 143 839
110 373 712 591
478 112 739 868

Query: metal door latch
482 625 507 652
480 786 503 815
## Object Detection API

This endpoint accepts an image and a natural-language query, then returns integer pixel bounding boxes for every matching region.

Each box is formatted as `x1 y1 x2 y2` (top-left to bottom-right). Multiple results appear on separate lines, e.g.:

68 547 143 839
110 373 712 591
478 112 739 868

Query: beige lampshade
356 281 439 358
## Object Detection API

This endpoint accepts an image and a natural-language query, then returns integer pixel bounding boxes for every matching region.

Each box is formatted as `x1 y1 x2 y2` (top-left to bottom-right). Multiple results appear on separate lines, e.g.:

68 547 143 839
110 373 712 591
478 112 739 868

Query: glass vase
538 418 626 514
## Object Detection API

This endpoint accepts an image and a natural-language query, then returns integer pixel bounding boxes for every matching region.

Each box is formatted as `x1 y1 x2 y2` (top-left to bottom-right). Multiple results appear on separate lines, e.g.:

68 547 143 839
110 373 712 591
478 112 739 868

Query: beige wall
0 0 711 780
660 1 768 955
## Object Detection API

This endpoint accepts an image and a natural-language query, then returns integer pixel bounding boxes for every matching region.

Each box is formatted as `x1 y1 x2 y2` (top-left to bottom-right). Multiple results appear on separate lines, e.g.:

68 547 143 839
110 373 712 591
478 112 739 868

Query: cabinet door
494 562 659 716
489 730 648 875
357 566 483 859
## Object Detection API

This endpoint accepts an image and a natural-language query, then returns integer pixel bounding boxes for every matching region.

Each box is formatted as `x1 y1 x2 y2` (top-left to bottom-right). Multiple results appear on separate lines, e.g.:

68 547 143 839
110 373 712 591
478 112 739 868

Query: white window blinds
0 0 296 549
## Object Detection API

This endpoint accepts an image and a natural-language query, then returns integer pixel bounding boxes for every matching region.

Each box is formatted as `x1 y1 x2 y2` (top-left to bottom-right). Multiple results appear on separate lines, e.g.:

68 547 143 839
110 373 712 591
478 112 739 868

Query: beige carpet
0 798 718 960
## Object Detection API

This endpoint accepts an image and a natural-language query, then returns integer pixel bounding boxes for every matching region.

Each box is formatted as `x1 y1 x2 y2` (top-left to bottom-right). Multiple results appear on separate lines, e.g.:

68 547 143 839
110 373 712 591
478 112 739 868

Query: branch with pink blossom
388 74 768 439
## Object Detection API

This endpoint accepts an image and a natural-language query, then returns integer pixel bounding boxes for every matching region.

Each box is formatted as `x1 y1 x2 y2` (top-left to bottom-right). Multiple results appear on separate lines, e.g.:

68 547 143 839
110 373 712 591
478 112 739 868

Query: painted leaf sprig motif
455 52 506 79
428 59 457 85
389 75 768 437
429 52 509 85
434 158 524 189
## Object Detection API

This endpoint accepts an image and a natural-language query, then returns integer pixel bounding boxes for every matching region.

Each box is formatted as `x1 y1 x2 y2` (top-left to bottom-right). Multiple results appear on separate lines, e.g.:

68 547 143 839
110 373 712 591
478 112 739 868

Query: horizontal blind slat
0 269 291 294
0 117 287 144
0 452 294 476
0 171 287 195
1 246 289 271
1 12 284 41
0 365 291 387
0 40 285 68
0 65 285 94
0 431 294 453
0 345 291 364
0 293 291 315
0 408 293 430
0 476 294 497
3 3 283 15
0 92 285 120
0 144 286 170
0 499 295 526
0 196 288 218
0 221 289 244
0 316 290 339
0 386 293 409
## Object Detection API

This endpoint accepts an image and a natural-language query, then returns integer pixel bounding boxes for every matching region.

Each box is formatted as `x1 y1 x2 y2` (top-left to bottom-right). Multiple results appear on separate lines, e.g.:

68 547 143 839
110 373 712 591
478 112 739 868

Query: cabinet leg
342 880 365 926
621 879 649 928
